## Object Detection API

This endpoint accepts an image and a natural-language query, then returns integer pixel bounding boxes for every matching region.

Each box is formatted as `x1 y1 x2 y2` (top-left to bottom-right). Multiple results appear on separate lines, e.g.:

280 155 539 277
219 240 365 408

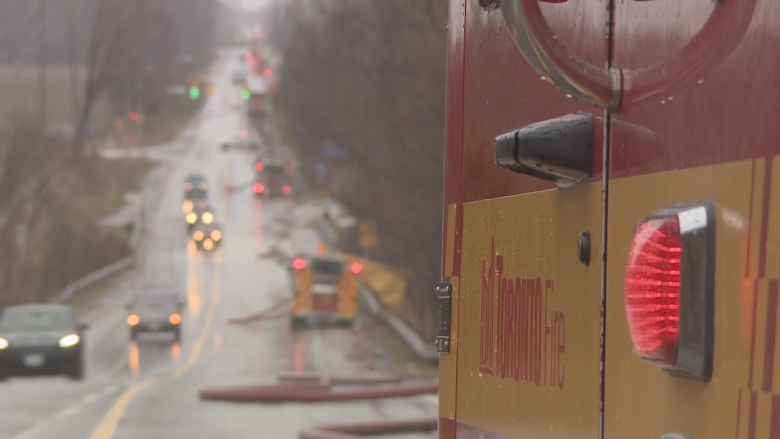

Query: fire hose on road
208 303 439 438
299 418 439 439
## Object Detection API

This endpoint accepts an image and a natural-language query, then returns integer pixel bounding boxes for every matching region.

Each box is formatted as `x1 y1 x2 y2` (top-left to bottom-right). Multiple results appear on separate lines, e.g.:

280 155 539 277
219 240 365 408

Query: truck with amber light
437 1 770 439
253 158 293 199
289 255 362 330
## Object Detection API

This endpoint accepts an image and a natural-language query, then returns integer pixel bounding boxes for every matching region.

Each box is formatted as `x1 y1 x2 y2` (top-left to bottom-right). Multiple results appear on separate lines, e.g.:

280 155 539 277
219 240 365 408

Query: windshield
131 295 178 310
311 259 344 275
264 164 286 175
0 308 75 331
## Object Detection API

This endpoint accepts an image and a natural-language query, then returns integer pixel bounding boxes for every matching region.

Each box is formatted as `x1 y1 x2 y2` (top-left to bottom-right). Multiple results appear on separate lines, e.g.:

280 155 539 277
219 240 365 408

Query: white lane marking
12 420 50 439
104 384 119 394
11 383 124 439
54 405 81 419
82 393 99 404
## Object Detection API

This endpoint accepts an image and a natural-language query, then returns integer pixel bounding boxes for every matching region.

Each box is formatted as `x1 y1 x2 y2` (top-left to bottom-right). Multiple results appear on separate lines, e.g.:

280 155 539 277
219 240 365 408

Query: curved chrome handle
499 0 757 112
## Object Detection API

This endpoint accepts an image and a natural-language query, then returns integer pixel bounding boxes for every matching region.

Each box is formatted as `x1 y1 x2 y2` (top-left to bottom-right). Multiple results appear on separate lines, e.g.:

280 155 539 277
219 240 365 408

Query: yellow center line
87 379 154 439
84 127 236 439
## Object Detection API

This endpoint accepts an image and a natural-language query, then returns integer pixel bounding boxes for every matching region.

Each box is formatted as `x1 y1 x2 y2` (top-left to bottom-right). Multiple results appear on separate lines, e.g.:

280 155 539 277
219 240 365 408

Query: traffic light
241 89 250 100
189 86 200 100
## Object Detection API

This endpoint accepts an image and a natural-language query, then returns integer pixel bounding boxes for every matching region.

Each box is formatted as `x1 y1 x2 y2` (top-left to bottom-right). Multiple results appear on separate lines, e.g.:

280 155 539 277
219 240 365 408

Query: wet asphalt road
0 49 437 439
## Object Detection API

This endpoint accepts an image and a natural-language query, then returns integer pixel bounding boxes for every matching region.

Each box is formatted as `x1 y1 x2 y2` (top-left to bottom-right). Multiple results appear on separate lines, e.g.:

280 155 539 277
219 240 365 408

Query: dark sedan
0 304 88 380
183 173 208 201
126 292 184 342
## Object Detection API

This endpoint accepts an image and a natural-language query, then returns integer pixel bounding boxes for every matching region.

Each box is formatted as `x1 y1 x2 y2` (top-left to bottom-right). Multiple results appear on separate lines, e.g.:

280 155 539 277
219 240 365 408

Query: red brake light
293 258 306 270
255 162 264 171
350 262 363 275
253 183 264 193
625 217 682 364
263 67 272 77
282 185 292 195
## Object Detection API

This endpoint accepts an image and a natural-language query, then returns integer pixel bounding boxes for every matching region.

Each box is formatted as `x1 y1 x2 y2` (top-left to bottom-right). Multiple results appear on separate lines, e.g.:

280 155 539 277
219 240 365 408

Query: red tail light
255 162 264 171
624 201 715 380
263 67 273 77
350 262 363 275
625 217 682 363
282 185 292 195
293 258 306 270
253 183 264 193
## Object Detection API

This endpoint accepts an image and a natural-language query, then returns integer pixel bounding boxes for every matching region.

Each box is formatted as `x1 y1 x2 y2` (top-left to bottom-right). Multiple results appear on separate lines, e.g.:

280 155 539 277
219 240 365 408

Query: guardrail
315 212 438 364
49 155 171 306
51 257 134 304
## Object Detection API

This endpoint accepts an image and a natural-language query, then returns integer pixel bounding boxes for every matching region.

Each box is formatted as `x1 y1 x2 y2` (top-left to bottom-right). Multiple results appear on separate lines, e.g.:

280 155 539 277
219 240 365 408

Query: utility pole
69 0 79 129
39 0 47 132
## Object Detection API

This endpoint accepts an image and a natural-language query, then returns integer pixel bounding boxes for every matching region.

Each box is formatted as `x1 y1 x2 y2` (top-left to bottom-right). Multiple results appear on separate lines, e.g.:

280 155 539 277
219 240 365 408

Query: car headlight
211 230 222 241
0 338 8 350
127 314 140 326
202 212 214 224
186 213 198 224
193 230 204 241
203 239 214 251
59 334 80 348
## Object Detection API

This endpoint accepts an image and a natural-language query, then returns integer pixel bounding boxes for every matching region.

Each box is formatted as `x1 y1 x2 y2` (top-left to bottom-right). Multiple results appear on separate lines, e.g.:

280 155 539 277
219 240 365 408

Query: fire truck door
439 1 610 438
605 0 767 438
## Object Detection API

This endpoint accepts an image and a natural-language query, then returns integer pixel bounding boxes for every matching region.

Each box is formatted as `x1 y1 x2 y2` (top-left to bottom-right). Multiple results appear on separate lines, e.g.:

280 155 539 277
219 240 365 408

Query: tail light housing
624 200 715 381
127 314 140 326
293 257 306 270
254 183 264 193
350 262 363 275
282 185 292 195
169 313 182 325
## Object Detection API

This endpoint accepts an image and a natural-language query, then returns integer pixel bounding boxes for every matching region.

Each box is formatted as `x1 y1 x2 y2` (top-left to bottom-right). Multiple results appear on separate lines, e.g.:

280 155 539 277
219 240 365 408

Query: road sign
359 219 378 249
316 162 327 184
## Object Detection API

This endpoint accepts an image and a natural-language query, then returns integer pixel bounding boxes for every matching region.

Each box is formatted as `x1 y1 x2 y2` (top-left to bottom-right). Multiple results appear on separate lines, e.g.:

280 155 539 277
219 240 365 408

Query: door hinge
436 281 453 353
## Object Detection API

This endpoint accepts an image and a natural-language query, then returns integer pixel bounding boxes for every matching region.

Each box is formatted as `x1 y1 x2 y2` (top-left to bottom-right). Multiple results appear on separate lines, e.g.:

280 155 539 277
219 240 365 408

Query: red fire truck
438 1 771 439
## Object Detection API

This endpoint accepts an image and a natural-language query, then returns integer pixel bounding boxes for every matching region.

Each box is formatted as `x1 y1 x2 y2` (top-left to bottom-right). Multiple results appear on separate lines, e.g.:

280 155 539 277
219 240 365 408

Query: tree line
265 0 448 339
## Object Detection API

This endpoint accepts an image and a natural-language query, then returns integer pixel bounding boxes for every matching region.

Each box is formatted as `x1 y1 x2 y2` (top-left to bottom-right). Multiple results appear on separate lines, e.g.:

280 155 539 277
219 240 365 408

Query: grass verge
66 276 118 315
358 294 438 377
140 104 200 147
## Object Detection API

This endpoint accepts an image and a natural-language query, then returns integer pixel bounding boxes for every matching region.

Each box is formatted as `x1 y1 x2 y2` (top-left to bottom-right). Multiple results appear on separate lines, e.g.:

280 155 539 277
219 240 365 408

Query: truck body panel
441 0 778 438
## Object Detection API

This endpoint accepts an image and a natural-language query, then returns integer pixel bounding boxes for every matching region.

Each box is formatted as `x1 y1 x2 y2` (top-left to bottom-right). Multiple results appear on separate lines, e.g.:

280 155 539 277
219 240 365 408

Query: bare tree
270 0 448 339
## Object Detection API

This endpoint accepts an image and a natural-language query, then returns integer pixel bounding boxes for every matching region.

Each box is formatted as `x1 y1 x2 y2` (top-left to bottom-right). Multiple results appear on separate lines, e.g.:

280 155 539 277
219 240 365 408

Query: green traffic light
241 89 250 100
190 86 200 100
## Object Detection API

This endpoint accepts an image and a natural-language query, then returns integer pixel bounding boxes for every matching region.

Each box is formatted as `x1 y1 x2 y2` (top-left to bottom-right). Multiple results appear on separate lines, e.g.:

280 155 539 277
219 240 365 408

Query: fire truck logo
479 235 567 390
